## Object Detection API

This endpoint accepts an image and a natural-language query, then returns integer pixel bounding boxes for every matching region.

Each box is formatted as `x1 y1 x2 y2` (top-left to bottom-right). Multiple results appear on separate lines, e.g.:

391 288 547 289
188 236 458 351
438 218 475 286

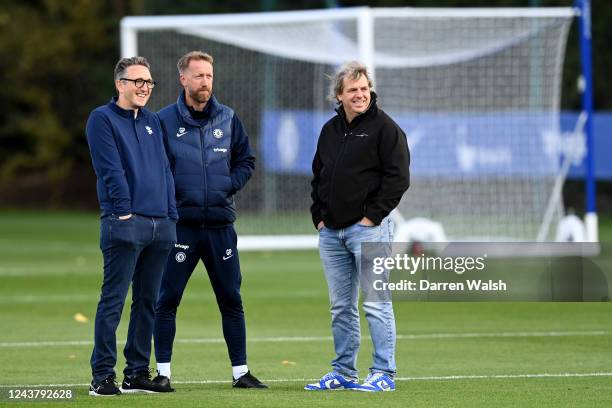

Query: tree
0 0 119 205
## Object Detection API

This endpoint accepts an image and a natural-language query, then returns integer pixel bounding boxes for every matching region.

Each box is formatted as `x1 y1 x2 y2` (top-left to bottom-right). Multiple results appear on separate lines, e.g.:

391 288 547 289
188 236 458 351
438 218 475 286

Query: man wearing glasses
86 56 178 396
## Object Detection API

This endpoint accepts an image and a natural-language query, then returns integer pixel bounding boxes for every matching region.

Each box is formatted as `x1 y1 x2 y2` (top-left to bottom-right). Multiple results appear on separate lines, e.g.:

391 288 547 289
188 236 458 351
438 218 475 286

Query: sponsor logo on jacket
176 127 188 137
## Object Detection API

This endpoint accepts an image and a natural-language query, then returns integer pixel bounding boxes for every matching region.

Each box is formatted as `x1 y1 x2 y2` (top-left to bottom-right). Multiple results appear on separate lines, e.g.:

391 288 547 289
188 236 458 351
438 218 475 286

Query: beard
188 87 211 104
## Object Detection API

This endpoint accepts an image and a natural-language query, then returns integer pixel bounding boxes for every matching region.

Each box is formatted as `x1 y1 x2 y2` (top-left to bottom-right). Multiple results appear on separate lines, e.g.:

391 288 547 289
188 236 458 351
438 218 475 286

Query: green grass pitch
0 211 611 407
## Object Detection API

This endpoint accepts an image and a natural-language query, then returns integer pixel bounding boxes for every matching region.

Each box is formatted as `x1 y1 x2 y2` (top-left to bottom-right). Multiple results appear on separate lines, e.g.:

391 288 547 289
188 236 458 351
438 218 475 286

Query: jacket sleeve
160 116 176 174
86 111 132 216
230 114 255 193
165 154 178 221
310 134 324 229
364 122 410 225
158 116 178 221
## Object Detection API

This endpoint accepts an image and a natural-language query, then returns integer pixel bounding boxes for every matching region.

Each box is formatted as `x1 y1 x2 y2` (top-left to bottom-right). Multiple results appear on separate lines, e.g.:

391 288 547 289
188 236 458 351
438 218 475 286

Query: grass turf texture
0 210 611 407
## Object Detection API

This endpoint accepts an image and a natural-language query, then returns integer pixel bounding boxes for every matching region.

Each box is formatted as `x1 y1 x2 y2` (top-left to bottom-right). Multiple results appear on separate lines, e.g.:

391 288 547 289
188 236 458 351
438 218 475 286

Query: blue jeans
318 218 396 379
91 214 176 382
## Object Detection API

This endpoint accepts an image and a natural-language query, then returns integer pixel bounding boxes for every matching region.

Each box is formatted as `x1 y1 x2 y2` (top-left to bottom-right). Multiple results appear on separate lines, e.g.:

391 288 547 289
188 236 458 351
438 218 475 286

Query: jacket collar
177 91 219 127
109 96 143 119
335 91 378 127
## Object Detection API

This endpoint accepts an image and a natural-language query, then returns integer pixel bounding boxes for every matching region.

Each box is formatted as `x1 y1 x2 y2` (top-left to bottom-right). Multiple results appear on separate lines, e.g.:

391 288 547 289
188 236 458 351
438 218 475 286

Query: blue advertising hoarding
261 110 611 180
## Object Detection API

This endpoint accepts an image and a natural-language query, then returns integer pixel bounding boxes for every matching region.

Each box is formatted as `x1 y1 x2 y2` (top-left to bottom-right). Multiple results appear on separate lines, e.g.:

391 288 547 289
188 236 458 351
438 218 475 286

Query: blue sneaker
304 372 359 391
353 372 395 392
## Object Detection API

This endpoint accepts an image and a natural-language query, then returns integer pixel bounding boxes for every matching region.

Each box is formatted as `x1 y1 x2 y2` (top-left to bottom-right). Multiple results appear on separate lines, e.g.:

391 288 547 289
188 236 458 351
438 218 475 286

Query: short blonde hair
177 51 214 73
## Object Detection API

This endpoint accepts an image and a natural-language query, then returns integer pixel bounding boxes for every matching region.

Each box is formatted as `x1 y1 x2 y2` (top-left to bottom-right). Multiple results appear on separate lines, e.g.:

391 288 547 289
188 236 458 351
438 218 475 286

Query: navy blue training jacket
158 92 255 227
86 97 178 220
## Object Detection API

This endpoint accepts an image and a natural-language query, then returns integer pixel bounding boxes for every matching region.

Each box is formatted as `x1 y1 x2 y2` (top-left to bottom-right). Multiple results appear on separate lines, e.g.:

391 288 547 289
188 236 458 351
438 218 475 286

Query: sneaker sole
119 388 159 394
351 387 395 392
304 385 356 391
88 391 120 397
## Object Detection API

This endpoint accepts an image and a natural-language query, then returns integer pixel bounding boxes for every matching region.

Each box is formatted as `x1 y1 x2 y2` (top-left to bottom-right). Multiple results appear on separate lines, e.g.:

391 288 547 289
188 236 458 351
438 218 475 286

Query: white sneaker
304 372 359 391
353 372 395 392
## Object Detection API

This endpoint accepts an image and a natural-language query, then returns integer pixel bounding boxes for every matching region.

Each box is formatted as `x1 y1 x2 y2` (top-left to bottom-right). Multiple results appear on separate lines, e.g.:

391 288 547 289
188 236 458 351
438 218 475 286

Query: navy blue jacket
158 92 255 227
86 97 178 220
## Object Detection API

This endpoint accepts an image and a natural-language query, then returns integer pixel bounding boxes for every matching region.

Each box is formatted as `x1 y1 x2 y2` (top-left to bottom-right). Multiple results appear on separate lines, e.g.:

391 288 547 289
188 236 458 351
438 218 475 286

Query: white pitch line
396 330 611 339
2 372 612 388
0 330 609 348
0 294 93 304
0 340 93 347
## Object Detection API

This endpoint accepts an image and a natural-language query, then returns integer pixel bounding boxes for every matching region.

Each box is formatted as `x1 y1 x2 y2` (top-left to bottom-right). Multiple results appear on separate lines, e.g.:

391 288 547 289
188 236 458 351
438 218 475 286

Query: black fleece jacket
310 92 410 229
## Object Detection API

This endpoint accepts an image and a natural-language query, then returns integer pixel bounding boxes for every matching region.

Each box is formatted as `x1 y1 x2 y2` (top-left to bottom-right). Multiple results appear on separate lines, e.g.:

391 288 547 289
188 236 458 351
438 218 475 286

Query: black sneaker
120 369 172 393
89 375 121 397
152 374 175 392
232 371 268 389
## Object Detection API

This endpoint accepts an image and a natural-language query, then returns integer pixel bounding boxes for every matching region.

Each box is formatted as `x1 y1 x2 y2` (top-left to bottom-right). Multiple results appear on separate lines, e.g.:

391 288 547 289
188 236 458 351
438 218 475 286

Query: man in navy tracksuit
153 51 266 389
86 57 178 396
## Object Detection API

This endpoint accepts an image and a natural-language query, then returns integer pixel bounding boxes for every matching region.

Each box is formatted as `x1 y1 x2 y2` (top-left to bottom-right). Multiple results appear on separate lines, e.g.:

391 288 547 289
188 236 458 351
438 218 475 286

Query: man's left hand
358 217 375 226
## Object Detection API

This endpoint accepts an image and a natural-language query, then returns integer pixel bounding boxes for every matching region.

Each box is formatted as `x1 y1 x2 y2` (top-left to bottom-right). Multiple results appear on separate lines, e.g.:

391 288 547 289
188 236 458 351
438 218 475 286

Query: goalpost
120 4 596 249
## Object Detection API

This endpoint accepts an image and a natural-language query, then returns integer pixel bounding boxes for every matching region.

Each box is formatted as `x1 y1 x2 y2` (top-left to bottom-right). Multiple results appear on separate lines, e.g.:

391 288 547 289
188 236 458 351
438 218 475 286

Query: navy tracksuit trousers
154 223 246 366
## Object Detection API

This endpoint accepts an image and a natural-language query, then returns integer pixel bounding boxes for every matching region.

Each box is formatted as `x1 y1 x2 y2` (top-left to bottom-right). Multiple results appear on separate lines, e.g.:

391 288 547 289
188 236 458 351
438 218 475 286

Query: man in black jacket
307 61 410 392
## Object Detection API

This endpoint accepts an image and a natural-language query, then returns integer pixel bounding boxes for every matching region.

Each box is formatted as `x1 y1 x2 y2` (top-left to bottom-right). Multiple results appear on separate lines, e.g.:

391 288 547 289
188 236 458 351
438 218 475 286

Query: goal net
122 7 576 246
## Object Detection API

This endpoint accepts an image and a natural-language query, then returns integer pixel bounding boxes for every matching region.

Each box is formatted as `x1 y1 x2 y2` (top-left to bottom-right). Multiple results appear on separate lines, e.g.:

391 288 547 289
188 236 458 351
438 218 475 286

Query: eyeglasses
120 78 157 89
